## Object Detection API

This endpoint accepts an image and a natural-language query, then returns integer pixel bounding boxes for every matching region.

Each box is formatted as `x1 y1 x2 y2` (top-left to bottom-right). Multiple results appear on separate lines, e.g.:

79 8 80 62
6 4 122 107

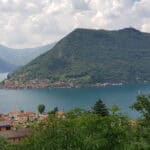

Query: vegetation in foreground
0 95 150 150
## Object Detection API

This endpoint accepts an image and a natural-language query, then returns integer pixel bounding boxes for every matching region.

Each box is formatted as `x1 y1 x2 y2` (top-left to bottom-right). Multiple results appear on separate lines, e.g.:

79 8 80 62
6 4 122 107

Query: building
0 122 12 131
24 112 37 121
8 110 37 124
0 113 3 117
8 110 21 119
0 120 30 143
0 128 30 143
38 114 49 121
56 111 65 119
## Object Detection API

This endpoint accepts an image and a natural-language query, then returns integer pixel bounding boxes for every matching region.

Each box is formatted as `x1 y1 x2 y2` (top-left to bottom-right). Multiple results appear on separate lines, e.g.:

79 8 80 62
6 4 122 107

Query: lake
0 73 150 118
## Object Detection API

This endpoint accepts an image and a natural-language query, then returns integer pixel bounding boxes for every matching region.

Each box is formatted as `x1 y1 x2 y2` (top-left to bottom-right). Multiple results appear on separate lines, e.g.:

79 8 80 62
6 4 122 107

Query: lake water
0 73 150 118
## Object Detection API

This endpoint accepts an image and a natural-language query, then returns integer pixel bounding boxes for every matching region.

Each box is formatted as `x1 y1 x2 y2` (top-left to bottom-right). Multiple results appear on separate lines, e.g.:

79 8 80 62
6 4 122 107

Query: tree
92 99 109 116
20 110 24 113
131 95 150 121
38 104 45 114
53 107 58 113
48 107 58 115
131 95 150 149
110 105 121 115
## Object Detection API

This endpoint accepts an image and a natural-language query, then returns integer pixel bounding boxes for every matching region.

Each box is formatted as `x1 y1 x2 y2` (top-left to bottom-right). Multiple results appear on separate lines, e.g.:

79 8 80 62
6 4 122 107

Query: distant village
2 79 123 89
2 79 75 89
0 110 64 143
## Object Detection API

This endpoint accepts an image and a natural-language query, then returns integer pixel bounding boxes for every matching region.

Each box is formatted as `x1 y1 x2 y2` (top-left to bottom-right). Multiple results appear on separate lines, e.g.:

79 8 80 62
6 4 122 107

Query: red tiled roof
25 112 35 115
8 110 20 115
57 111 65 115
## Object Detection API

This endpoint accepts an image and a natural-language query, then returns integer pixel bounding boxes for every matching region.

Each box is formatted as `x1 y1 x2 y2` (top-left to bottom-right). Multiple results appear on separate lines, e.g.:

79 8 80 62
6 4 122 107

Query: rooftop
8 110 20 115
0 122 11 127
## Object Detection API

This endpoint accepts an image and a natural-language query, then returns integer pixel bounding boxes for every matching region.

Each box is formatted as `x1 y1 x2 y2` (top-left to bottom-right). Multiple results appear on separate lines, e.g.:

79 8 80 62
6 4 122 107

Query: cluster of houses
0 110 49 143
0 110 65 143
0 110 49 125
2 79 77 89
3 80 50 89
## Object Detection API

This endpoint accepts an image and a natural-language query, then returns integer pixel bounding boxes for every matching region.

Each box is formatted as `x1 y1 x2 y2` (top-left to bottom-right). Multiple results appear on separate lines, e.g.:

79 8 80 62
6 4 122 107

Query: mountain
0 43 55 66
4 28 150 87
0 58 16 73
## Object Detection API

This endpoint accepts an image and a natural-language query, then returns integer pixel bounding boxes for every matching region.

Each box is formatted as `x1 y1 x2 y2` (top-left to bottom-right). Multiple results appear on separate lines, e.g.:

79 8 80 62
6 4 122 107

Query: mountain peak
72 28 93 33
73 27 140 33
7 28 150 88
118 27 140 33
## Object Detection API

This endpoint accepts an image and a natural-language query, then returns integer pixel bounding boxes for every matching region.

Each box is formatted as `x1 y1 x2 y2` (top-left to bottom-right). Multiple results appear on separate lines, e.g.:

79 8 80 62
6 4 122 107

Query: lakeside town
0 106 137 144
1 79 123 89
0 109 65 143
0 97 147 149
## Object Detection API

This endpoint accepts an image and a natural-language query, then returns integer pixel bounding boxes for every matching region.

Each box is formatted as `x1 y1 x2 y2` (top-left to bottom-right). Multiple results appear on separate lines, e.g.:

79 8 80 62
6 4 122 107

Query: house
0 128 30 143
56 111 65 119
0 116 5 121
16 112 37 123
0 122 12 131
16 113 29 123
8 111 37 124
0 120 30 143
128 120 137 126
0 113 3 117
24 112 37 121
38 114 49 121
8 110 21 119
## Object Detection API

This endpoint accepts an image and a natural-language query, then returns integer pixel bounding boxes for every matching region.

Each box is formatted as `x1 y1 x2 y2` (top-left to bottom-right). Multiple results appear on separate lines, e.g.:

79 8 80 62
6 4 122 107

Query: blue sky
0 0 149 48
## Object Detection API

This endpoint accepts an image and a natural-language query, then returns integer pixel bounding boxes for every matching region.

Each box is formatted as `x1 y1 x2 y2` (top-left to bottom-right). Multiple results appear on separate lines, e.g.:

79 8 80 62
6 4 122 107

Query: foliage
132 95 150 121
92 99 109 116
4 113 131 150
37 104 45 114
110 105 121 115
48 107 59 115
0 96 150 150
0 138 10 150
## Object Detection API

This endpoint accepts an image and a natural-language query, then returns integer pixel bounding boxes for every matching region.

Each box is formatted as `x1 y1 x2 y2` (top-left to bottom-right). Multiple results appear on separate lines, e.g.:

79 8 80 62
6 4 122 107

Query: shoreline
1 79 149 90
0 79 125 89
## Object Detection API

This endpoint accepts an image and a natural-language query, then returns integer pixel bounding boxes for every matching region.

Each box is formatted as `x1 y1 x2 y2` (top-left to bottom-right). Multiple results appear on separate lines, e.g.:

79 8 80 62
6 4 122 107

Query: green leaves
1 96 150 150
0 138 10 150
132 95 150 121
37 104 45 114
92 99 109 116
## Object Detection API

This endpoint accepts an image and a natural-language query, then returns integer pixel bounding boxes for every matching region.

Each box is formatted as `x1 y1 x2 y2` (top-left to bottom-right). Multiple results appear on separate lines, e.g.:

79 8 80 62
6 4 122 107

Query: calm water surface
0 73 150 118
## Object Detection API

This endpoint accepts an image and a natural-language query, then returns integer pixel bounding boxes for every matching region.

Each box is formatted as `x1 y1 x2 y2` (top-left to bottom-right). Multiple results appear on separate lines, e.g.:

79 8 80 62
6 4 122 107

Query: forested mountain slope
8 28 150 87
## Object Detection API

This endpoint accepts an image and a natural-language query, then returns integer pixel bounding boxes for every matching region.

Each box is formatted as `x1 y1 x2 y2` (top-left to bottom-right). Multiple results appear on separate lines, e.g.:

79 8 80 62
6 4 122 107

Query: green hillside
8 28 150 86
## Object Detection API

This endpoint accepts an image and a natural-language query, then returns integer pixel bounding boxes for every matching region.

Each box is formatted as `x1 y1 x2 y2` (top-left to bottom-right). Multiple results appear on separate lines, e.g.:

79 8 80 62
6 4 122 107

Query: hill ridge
2 28 150 88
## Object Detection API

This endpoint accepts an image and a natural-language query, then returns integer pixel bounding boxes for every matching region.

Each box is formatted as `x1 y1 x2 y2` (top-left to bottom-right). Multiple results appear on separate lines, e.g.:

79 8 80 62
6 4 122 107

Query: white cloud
141 19 150 32
0 0 149 48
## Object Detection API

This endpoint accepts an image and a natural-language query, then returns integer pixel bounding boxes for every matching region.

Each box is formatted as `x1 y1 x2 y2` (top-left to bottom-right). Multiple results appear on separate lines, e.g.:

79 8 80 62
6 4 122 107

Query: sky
0 0 150 48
